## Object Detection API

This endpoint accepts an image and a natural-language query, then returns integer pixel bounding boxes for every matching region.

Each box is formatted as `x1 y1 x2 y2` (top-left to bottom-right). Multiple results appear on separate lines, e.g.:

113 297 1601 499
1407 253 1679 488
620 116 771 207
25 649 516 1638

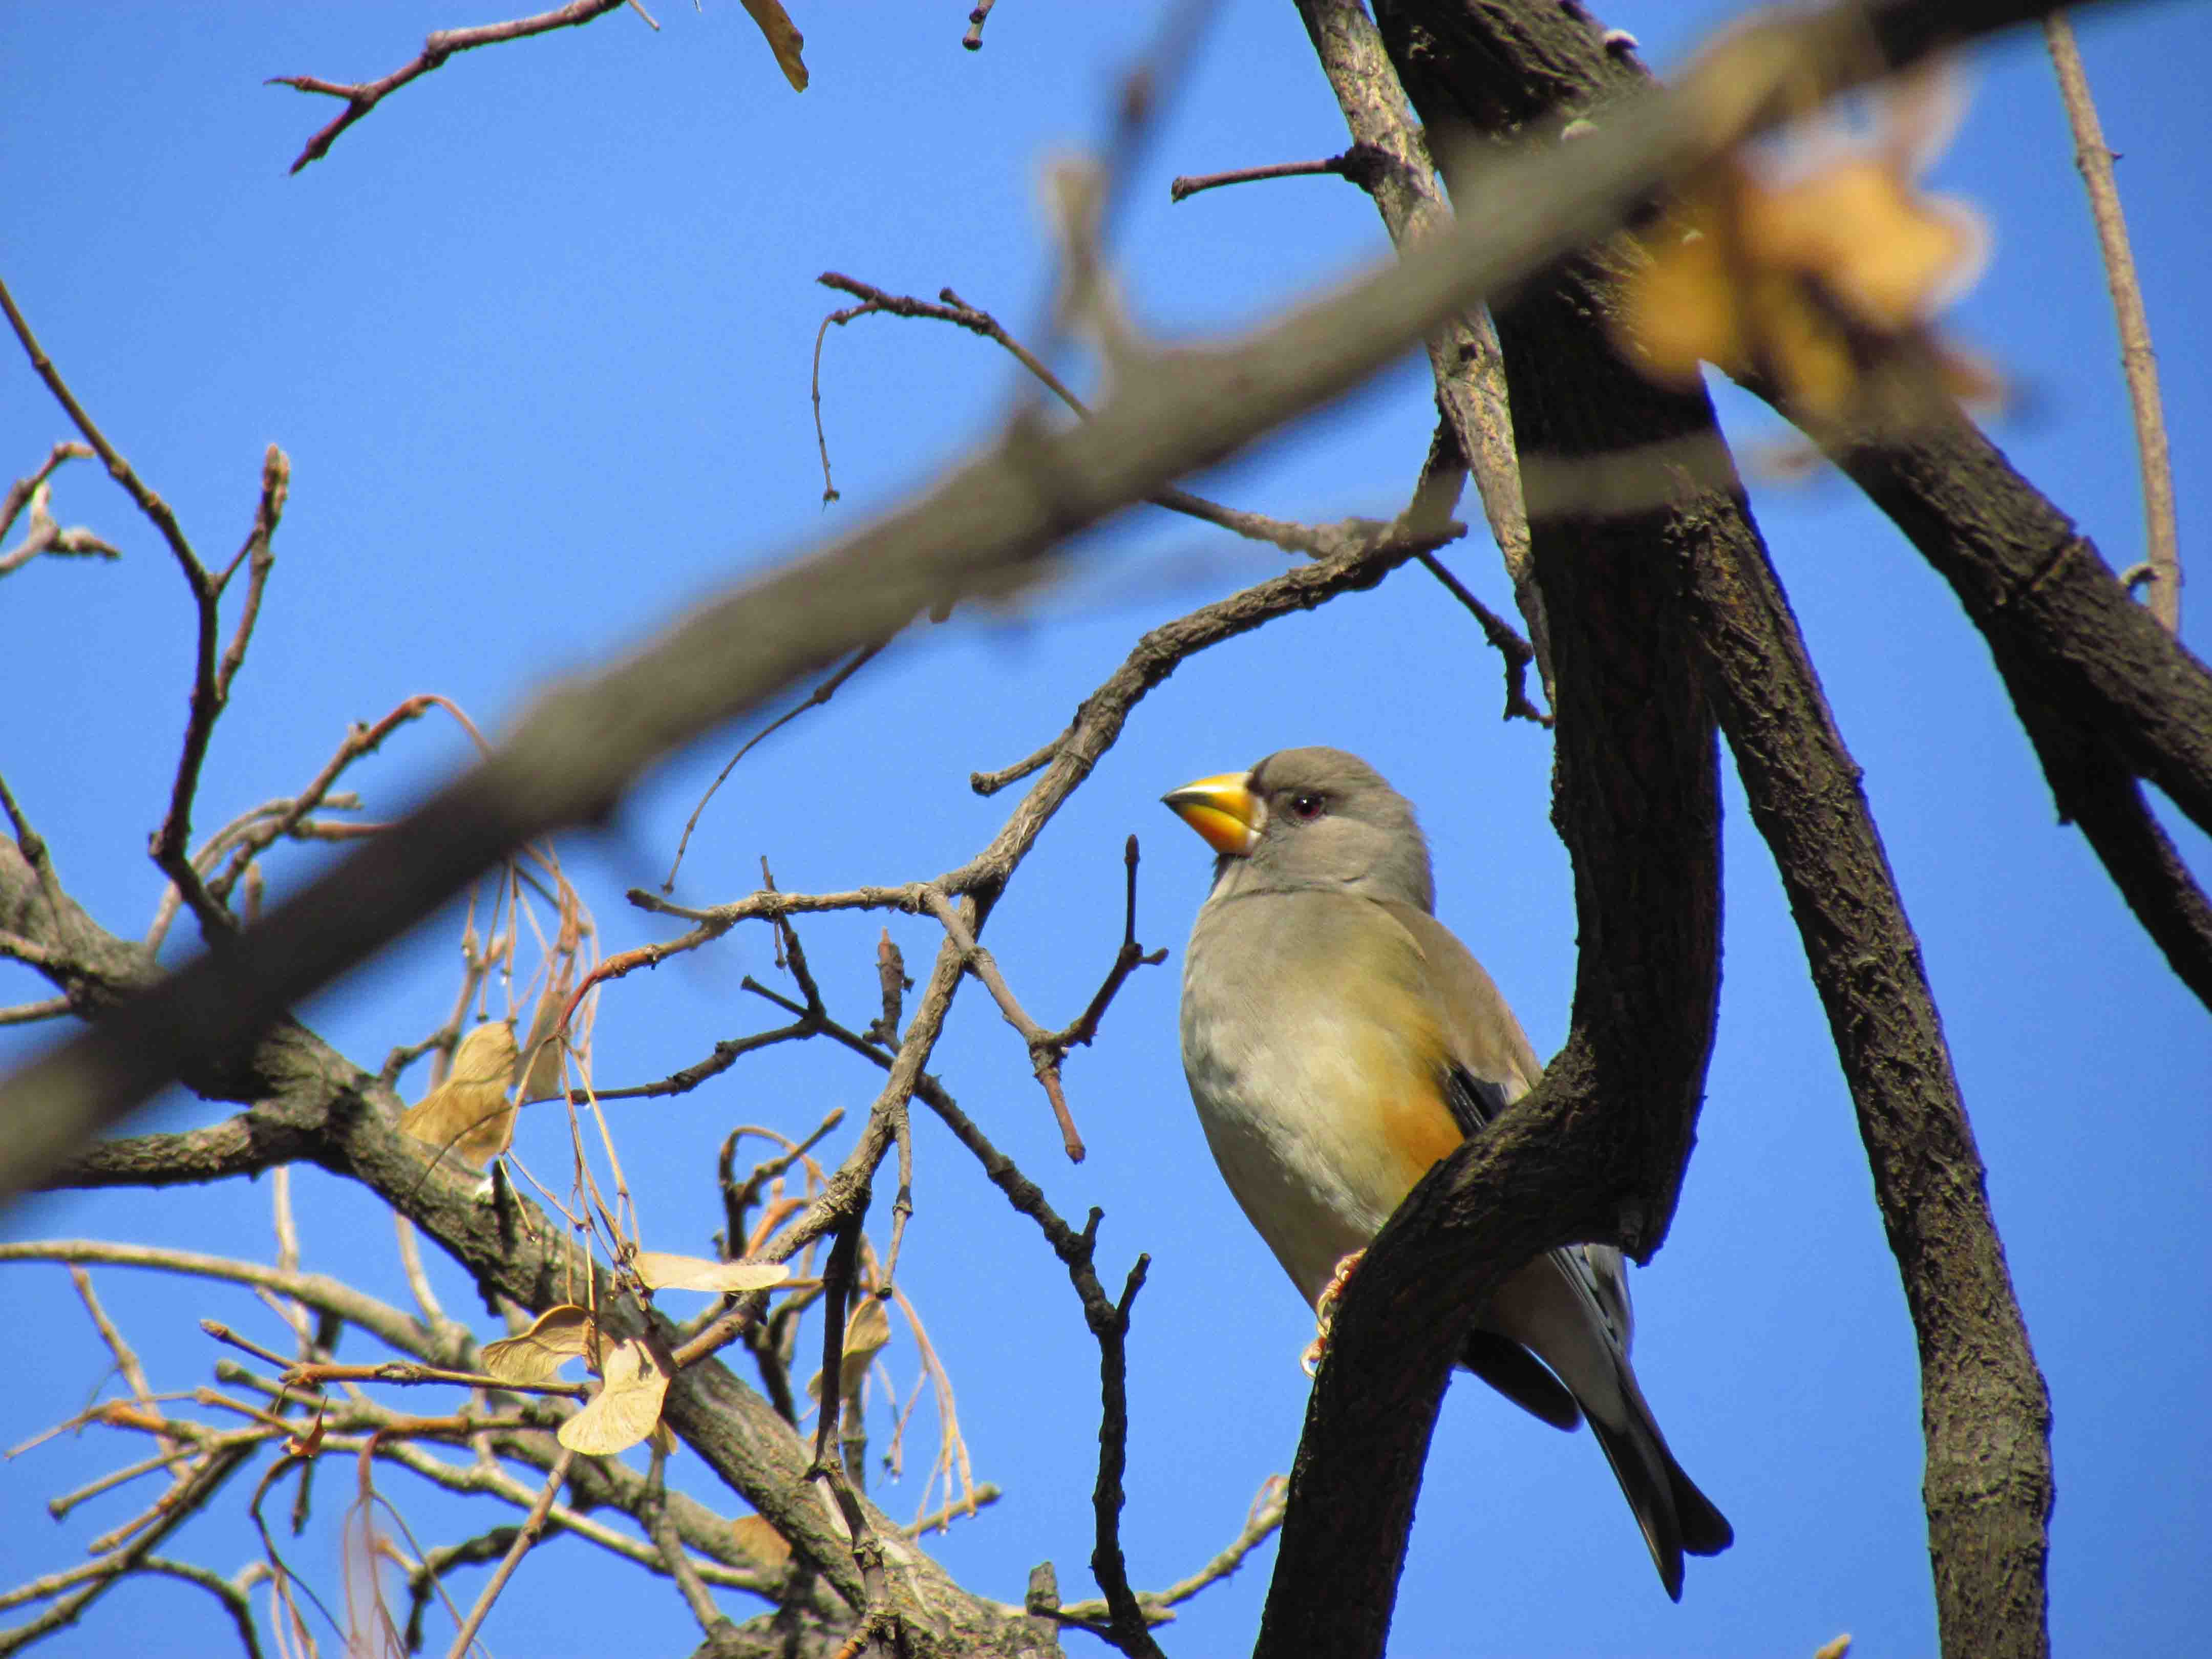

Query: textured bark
1257 13 1727 1645
1826 410 2212 996
1684 518 2055 1657
1359 2 2060 1655
1823 292 2210 812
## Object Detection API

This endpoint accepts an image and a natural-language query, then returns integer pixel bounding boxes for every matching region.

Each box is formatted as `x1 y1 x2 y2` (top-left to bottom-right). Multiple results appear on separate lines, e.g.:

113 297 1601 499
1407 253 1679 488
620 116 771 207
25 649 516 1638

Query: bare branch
0 276 201 578
0 441 94 542
1169 145 1395 203
268 1 632 174
442 1449 572 1659
0 442 116 576
960 0 999 51
1084 1253 1161 1659
814 271 1455 565
1295 0 1552 704
664 644 885 892
2043 12 2179 632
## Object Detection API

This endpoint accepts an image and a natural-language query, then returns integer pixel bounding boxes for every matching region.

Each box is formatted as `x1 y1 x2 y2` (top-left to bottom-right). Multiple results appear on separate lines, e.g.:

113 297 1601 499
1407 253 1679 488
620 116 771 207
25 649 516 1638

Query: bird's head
1161 746 1435 910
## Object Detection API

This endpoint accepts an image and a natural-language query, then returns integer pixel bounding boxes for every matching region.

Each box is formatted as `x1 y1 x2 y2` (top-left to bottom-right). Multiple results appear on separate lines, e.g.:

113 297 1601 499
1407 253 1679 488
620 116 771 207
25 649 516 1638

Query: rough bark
1825 410 2212 1005
1257 15 1728 1644
1360 2 2059 1654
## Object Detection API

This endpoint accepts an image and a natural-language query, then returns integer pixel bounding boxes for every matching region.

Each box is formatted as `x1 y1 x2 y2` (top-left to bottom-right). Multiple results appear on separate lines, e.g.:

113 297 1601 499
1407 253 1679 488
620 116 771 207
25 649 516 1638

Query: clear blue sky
3 3 2207 1656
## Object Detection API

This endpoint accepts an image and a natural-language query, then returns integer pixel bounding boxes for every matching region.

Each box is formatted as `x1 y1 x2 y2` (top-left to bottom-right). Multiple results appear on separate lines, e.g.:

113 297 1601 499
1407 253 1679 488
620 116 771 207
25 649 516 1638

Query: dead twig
2043 12 2179 632
267 1 633 174
1169 144 1397 202
662 643 885 892
440 1449 572 1659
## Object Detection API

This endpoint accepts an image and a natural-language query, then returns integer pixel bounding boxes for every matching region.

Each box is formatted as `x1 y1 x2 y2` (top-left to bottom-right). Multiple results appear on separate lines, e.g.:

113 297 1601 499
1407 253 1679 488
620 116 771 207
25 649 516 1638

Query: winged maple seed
479 1303 594 1386
629 1250 794 1294
557 1333 673 1455
396 1019 520 1169
1620 67 1997 432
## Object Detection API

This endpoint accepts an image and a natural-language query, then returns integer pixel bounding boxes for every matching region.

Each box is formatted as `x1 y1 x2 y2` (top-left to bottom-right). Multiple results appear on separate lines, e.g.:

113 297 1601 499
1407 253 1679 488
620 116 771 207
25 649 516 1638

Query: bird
1162 745 1732 1600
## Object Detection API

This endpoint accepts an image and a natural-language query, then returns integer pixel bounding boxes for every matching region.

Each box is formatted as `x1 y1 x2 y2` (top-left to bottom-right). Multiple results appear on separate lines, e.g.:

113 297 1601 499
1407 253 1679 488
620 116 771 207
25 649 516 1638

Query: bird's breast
1179 909 1462 1307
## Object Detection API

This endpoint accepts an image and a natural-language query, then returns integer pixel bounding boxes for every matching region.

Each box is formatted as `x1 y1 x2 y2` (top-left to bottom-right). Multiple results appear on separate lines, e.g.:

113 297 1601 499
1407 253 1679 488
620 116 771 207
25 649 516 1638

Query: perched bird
1163 746 1731 1600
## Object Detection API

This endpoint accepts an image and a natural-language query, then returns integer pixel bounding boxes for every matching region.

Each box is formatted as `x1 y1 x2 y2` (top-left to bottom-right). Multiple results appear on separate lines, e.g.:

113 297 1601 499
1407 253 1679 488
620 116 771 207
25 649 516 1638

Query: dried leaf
838 1295 891 1399
481 1304 593 1385
449 1018 520 1087
558 1334 670 1455
516 975 571 1104
1621 114 1987 430
740 0 807 92
729 1514 792 1570
1812 1638 1853 1659
1744 158 1985 332
805 1294 895 1402
632 1251 792 1294
397 1021 519 1167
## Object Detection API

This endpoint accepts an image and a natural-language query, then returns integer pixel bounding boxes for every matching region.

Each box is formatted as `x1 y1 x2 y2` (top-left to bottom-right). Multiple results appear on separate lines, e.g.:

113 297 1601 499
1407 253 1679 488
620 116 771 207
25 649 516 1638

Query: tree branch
2043 11 2179 633
266 1 632 175
1363 3 2062 1653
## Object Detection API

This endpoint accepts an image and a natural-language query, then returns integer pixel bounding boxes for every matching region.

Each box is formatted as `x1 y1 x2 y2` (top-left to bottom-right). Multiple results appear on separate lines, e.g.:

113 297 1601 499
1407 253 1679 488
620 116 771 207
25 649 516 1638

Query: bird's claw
1302 1248 1367 1375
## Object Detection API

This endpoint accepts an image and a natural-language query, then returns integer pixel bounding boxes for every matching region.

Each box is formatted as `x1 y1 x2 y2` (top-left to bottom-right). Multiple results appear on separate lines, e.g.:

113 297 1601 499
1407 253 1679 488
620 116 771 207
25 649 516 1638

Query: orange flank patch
1380 1073 1466 1187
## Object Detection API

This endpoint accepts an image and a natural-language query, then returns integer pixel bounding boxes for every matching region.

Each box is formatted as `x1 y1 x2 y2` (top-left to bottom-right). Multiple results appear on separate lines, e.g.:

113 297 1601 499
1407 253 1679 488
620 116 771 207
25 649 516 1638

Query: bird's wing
1378 902 1731 1594
1375 900 1543 1100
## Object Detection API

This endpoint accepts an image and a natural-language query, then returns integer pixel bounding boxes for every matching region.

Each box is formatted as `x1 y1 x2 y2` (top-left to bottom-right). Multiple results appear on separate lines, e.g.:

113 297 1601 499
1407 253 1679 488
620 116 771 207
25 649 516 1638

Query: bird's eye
1287 791 1326 822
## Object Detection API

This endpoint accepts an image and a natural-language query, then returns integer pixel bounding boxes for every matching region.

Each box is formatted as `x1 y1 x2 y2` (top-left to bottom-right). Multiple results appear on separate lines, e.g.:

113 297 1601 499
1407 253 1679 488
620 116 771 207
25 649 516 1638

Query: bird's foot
1301 1248 1368 1376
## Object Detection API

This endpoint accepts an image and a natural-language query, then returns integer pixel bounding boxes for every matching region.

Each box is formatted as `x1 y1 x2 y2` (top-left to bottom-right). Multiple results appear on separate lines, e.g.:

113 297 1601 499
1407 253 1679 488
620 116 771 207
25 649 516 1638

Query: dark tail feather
1585 1403 1734 1602
1460 1330 1581 1431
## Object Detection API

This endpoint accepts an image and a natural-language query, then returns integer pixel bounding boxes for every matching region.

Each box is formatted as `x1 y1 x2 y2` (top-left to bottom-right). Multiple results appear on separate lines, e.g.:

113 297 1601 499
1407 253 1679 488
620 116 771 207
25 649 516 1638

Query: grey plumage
1168 746 1731 1599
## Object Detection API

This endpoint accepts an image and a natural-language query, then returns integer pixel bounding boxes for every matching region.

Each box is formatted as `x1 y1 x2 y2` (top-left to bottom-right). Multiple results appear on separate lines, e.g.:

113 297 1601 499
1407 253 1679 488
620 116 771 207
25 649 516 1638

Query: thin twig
1087 1252 1162 1658
441 1448 572 1659
2043 12 2179 632
1169 145 1394 202
961 0 998 50
812 272 1385 561
921 890 1088 1160
0 441 94 542
0 278 200 577
662 643 884 892
267 1 630 174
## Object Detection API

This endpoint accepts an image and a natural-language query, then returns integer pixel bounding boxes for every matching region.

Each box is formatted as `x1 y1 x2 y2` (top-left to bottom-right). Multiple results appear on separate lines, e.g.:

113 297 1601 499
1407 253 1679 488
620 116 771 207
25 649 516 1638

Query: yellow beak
1161 773 1262 857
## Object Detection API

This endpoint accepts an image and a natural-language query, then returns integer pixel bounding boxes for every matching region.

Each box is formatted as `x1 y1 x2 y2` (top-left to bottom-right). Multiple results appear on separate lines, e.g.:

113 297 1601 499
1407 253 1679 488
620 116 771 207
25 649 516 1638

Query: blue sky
3 3 2207 1656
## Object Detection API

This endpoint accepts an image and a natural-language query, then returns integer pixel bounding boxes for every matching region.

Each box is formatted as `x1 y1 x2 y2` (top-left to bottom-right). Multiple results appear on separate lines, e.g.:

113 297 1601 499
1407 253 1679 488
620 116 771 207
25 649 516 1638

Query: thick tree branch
1826 402 2212 838
1293 0 1552 706
1365 4 2062 1655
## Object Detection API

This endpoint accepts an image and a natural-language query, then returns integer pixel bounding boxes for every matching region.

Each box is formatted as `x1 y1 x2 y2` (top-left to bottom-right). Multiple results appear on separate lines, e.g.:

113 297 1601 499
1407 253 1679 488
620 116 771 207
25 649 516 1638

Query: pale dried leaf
449 1019 520 1088
480 1304 593 1385
558 1335 670 1455
740 0 807 92
632 1251 792 1294
839 1295 891 1398
517 981 570 1104
1747 158 1985 329
729 1514 792 1570
398 1021 520 1168
804 1295 897 1403
1812 1637 1853 1659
